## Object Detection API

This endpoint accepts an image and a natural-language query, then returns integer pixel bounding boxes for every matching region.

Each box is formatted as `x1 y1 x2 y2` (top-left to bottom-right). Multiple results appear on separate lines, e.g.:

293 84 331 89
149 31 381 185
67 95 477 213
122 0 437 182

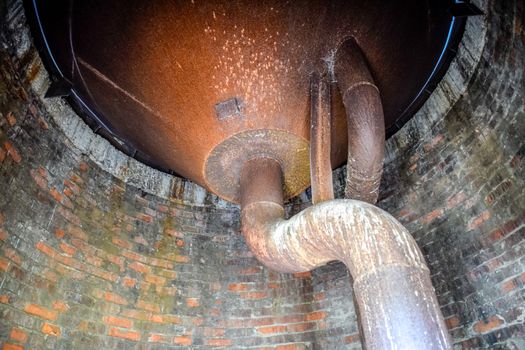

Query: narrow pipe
241 158 452 349
310 72 334 204
335 38 385 204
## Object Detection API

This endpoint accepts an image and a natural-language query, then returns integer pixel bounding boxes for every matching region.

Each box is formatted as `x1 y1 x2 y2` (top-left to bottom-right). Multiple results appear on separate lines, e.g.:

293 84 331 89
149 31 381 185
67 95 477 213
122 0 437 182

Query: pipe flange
204 129 310 204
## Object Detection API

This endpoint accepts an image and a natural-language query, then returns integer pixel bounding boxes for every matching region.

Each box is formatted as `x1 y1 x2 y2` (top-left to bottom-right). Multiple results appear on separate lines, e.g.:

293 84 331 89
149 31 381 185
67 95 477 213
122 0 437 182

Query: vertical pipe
241 158 453 349
310 73 334 204
335 38 385 204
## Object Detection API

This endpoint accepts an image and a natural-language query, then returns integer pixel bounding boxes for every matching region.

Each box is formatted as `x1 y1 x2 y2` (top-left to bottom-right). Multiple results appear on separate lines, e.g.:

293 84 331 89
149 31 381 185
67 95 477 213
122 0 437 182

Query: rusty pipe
335 38 385 203
310 73 334 204
241 157 452 349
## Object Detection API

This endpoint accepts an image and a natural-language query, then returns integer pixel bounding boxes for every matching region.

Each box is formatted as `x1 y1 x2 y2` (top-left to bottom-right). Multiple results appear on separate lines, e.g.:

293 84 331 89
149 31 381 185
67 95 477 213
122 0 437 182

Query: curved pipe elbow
240 158 451 349
241 198 452 349
241 199 428 278
335 38 385 203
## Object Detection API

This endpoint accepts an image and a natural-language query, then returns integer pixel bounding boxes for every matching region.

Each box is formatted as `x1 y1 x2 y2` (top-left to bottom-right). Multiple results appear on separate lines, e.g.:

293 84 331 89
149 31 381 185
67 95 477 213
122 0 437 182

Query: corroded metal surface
204 129 309 203
335 39 385 204
309 73 334 204
29 0 458 201
240 158 452 349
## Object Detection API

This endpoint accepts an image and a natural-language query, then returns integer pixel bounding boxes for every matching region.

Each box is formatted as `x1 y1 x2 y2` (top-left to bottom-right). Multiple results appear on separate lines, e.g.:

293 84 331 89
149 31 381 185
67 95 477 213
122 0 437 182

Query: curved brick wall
379 0 525 348
0 1 359 349
1 0 524 350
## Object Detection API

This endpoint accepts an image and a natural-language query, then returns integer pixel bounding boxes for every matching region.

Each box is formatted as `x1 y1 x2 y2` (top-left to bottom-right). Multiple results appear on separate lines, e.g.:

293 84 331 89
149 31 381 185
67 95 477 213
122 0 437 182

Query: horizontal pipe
240 158 452 349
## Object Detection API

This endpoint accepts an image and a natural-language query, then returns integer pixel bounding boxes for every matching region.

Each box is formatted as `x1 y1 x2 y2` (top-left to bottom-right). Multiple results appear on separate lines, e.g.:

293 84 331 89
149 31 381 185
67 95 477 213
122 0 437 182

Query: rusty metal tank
26 0 467 203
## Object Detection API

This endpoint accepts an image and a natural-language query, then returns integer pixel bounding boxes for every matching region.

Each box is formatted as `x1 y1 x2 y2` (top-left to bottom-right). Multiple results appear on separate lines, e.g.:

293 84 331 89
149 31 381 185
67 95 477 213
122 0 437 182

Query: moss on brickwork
0 2 359 349
1 0 524 349
377 1 525 348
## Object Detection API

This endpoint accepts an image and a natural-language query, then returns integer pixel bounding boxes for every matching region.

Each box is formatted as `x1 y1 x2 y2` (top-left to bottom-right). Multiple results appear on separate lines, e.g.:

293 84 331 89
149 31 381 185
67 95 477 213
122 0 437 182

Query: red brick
133 235 149 246
174 255 190 263
3 248 22 265
203 328 225 337
41 323 61 337
63 188 74 198
136 300 160 313
3 141 21 163
239 266 261 275
241 291 267 300
306 311 327 321
85 255 104 267
54 229 65 239
421 209 444 224
52 300 69 312
186 298 199 308
145 274 166 286
2 344 24 350
173 336 192 345
293 271 311 278
103 291 128 305
79 162 89 172
157 204 169 213
129 261 151 274
148 333 171 343
0 228 10 241
276 345 306 350
287 322 316 333
344 333 360 344
121 309 151 321
473 315 504 334
103 316 133 328
112 237 133 250
228 283 249 292
59 242 76 256
5 112 16 126
257 325 286 334
205 338 232 347
138 214 153 223
314 292 325 301
57 207 80 225
122 277 137 288
500 279 517 293
165 229 183 238
108 327 140 341
446 192 467 209
9 328 28 343
468 210 491 231
49 188 63 203
31 169 48 189
445 316 460 330
123 251 146 262
149 257 173 269
24 304 57 320
68 225 88 240
0 257 9 271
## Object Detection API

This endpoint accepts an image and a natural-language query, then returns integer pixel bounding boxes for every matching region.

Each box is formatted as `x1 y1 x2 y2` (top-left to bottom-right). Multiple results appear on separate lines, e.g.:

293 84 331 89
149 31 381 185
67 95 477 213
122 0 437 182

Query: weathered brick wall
1 0 523 350
0 1 359 349
377 1 525 348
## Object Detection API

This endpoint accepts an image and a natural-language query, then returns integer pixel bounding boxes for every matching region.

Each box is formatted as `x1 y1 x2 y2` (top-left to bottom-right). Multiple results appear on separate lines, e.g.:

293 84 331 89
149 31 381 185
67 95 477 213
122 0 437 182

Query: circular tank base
204 129 310 203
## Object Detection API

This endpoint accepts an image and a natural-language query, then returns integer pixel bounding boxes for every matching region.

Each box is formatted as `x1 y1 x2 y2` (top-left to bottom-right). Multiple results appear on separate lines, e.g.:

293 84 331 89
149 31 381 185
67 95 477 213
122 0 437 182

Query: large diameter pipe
241 158 452 349
335 38 385 204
